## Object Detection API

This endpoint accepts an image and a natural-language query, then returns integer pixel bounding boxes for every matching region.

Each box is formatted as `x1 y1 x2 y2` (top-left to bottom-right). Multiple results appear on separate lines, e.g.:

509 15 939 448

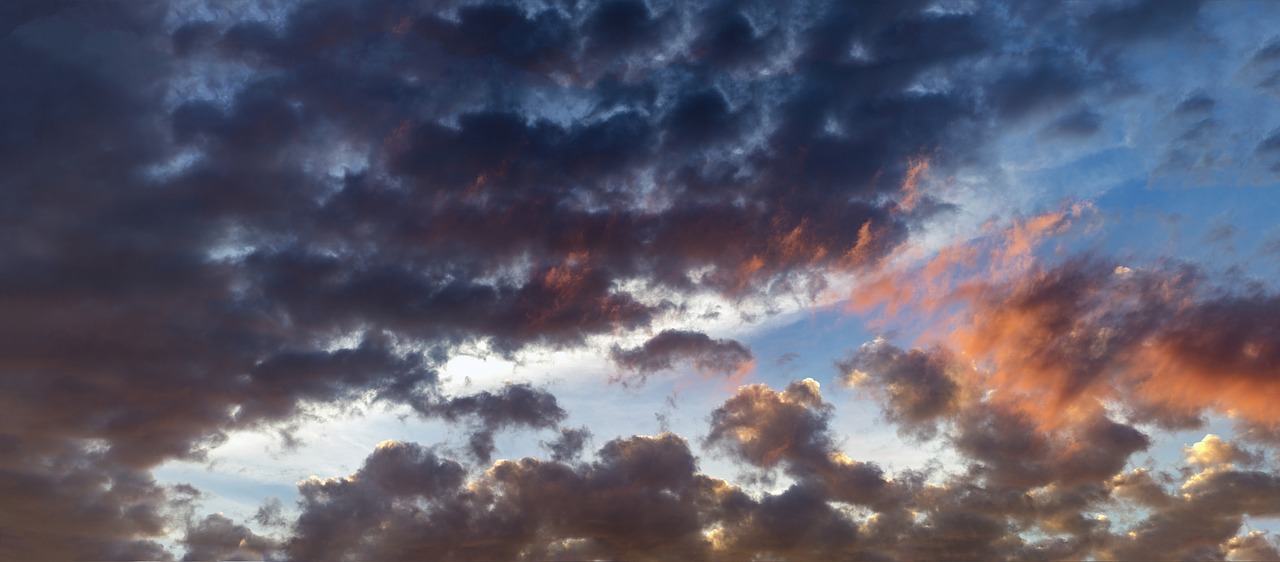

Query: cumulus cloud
0 439 177 560
611 329 754 383
706 380 897 510
4 0 1277 558
288 433 732 561
274 379 1280 562
1186 434 1261 468
1106 465 1280 560
181 513 282 562
838 339 961 440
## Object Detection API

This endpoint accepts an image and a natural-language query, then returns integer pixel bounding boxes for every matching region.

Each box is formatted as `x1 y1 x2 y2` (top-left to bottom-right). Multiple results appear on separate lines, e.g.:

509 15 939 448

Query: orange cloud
849 199 1280 431
895 157 930 213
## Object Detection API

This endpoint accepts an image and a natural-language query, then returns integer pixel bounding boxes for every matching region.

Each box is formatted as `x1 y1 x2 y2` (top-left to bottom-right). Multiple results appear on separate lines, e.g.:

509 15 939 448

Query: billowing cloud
852 201 1280 435
1186 434 1262 468
5 0 1279 559
1106 464 1280 560
706 380 897 509
181 513 281 562
0 439 177 561
611 329 754 383
838 339 961 440
269 381 1280 562
288 434 732 561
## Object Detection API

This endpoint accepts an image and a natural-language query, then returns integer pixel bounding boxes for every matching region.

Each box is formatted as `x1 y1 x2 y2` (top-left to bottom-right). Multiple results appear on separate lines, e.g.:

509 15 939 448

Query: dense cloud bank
181 382 1280 561
3 0 1280 559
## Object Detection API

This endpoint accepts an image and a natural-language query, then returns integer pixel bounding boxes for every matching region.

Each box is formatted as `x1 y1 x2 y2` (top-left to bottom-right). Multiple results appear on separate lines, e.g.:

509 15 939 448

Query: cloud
706 379 836 472
1259 129 1280 173
0 438 177 561
838 339 961 440
988 58 1088 121
1176 93 1217 115
542 426 592 462
411 383 568 463
288 440 468 561
1106 465 1280 560
952 406 1149 489
705 380 897 509
3 0 1274 558
1043 108 1104 138
1084 0 1204 46
268 378 1226 561
610 329 754 383
288 434 724 561
852 200 1280 433
1224 531 1280 561
1186 434 1261 468
181 513 281 562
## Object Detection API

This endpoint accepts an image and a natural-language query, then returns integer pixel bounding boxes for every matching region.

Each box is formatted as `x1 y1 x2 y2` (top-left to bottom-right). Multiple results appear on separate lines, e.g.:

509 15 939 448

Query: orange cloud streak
843 199 1280 430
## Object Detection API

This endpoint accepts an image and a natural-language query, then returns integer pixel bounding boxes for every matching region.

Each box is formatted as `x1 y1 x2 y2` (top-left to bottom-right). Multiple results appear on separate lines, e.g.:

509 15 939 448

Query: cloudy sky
5 0 1280 560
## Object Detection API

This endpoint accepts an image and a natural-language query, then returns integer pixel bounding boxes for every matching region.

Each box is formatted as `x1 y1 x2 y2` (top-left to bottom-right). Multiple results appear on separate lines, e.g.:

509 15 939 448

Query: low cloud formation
288 434 725 561
611 329 755 383
1106 466 1280 560
181 513 281 562
0 439 177 560
853 204 1280 435
268 385 1280 561
5 0 1280 558
839 339 961 440
1186 434 1262 468
283 422 883 561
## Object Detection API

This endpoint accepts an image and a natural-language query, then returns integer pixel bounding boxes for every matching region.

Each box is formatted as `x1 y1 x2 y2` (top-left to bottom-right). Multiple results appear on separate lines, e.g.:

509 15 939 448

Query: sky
4 0 1280 560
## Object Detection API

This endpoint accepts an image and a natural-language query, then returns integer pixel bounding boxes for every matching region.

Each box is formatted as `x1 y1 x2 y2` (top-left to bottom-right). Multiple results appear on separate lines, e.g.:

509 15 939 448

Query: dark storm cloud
838 217 1280 558
705 379 835 472
1 0 1250 558
611 329 754 382
414 383 567 430
583 0 671 58
414 4 573 71
687 2 776 68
